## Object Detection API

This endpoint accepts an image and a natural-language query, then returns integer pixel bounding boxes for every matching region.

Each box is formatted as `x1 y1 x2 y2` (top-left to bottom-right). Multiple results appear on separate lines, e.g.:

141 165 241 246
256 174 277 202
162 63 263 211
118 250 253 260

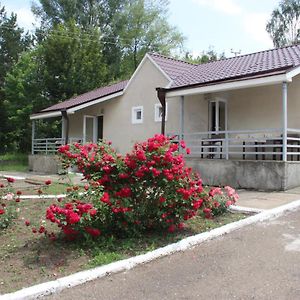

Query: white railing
170 128 300 161
32 137 83 154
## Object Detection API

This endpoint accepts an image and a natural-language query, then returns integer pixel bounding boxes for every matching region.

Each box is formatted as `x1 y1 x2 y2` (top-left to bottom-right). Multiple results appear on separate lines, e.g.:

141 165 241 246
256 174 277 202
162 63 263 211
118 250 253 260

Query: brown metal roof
170 44 300 89
148 53 196 80
40 80 128 113
37 44 300 115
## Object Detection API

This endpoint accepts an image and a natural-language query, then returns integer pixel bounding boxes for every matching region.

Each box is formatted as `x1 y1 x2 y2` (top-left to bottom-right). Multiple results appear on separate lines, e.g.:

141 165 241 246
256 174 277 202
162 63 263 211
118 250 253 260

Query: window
155 103 168 122
132 106 143 124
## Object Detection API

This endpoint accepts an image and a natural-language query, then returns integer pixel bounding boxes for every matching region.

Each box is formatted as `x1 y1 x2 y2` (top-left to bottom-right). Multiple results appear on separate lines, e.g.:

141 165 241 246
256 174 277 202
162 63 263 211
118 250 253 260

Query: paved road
48 210 300 300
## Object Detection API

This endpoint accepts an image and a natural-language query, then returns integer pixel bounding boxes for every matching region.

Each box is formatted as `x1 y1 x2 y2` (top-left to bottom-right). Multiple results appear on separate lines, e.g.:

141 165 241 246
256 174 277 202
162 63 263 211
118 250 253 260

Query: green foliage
266 0 300 47
0 4 32 153
184 47 226 64
32 0 185 78
3 22 108 152
117 0 185 76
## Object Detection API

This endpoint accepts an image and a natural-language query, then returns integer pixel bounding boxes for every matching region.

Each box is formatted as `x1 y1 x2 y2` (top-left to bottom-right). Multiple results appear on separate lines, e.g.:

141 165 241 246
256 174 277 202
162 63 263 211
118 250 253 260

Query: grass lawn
0 198 249 294
0 153 28 172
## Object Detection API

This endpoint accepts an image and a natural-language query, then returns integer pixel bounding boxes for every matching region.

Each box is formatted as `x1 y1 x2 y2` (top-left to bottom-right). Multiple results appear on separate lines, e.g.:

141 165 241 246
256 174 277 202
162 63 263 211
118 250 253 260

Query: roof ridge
148 52 197 66
201 43 300 65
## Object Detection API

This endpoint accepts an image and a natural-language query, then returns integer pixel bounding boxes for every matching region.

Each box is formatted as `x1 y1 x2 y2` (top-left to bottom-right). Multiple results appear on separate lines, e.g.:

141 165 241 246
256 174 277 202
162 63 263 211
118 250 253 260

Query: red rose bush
0 177 21 229
44 135 238 240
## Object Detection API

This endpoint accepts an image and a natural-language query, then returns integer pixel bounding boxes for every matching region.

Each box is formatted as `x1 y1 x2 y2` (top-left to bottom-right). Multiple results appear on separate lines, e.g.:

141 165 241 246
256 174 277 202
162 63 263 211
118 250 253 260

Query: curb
229 205 265 214
2 199 300 300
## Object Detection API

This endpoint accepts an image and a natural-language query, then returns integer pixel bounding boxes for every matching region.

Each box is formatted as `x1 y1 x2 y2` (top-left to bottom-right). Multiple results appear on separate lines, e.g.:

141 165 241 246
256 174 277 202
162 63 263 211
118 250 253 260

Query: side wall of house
68 58 180 153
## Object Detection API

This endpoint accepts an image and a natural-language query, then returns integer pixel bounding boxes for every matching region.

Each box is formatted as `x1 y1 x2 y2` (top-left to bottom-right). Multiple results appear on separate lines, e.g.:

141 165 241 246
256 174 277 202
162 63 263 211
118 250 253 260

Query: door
97 116 103 140
83 116 98 143
209 100 227 134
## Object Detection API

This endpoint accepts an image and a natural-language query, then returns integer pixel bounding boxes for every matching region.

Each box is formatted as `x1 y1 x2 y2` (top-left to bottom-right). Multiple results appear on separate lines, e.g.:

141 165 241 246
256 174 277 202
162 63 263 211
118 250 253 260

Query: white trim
123 54 172 93
131 106 144 124
30 92 122 121
166 74 290 98
286 65 300 80
67 91 123 113
154 102 168 122
30 111 63 120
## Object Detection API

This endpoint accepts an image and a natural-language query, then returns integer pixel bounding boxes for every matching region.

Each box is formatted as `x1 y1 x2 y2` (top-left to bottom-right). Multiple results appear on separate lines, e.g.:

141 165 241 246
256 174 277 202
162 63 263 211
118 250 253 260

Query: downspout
61 109 69 145
156 87 166 135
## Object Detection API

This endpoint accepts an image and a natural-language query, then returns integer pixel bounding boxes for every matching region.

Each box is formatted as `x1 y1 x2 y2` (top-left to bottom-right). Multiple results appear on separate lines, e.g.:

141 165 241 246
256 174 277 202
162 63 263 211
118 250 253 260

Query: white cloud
192 0 242 15
14 7 37 31
4 3 38 32
242 12 273 48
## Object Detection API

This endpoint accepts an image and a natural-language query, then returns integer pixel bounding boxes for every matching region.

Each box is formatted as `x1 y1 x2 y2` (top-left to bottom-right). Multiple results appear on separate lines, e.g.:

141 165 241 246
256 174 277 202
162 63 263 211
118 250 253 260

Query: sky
2 0 281 57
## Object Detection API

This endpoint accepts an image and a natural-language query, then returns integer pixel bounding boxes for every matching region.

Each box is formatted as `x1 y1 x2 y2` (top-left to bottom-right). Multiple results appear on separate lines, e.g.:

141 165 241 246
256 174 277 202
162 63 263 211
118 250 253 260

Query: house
30 44 300 191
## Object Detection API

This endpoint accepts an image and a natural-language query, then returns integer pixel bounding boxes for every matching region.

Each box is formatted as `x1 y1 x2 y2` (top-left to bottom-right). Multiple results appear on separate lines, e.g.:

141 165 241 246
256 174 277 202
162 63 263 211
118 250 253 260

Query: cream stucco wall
68 58 180 153
174 74 300 135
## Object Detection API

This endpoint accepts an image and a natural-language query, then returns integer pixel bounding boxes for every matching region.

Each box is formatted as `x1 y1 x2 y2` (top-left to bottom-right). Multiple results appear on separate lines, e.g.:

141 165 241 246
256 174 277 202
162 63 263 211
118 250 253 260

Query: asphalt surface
47 209 300 300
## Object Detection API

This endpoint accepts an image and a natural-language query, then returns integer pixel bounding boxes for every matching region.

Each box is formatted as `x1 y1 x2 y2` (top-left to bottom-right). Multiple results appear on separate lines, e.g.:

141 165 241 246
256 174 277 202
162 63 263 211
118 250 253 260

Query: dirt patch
0 198 247 294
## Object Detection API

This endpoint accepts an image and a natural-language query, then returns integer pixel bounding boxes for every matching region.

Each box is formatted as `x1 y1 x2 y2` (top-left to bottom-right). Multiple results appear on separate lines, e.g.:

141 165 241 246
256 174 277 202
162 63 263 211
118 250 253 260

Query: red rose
7 177 15 183
89 209 97 216
68 212 80 224
168 224 176 233
85 227 101 237
0 209 5 215
45 180 52 185
25 220 30 226
16 190 22 195
39 226 46 233
100 192 110 204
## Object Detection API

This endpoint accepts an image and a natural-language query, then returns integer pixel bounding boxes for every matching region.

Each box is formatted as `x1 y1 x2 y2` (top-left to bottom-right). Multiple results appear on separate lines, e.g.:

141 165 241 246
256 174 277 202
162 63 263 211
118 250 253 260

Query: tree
31 0 185 79
3 22 108 152
0 4 32 153
266 0 300 47
39 21 108 103
117 0 185 76
184 47 226 64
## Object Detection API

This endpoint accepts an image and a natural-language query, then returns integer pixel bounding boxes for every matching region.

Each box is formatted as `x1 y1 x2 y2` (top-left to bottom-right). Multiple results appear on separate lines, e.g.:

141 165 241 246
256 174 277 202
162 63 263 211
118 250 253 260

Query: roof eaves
168 66 292 92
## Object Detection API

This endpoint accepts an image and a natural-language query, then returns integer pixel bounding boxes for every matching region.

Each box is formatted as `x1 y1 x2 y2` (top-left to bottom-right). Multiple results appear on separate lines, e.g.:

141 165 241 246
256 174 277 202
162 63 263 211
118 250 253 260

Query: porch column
282 82 288 162
180 96 185 141
31 120 35 155
61 110 69 145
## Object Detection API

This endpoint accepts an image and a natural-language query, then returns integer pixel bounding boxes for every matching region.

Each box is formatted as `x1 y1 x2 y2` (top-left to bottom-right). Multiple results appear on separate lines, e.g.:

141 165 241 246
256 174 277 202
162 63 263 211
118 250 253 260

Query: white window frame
131 106 144 124
208 98 227 133
154 102 168 122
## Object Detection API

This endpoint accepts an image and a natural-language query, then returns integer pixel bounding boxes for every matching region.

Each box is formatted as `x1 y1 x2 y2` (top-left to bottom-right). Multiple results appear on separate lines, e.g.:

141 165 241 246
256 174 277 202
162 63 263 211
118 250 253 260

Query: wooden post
31 120 35 155
282 82 288 162
156 88 166 135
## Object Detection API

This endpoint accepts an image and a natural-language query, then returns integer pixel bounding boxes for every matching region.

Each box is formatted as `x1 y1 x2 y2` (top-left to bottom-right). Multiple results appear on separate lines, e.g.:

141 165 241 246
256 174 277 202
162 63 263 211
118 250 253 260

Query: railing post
282 82 288 162
31 120 35 155
225 132 229 160
46 139 48 155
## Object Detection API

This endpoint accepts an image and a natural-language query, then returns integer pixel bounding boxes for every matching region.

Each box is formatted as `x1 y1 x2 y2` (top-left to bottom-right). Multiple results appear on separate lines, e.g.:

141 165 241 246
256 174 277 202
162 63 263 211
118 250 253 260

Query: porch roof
169 44 300 90
30 80 128 119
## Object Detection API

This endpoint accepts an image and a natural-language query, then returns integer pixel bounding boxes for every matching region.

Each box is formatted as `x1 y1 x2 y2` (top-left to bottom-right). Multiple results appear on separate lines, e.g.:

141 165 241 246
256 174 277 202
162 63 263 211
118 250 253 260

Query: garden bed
0 198 248 294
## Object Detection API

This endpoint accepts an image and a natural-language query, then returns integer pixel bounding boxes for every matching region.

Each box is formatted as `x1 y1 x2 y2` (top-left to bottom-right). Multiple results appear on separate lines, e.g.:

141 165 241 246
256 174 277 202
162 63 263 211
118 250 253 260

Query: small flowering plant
40 135 238 240
0 177 21 229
